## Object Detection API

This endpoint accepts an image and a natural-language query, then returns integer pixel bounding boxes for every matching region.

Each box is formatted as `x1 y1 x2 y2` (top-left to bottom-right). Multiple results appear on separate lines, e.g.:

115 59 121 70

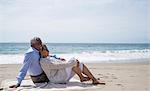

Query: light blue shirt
16 47 43 84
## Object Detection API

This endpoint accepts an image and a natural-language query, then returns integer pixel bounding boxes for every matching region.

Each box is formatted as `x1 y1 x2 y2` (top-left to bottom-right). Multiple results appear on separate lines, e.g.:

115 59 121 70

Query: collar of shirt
26 47 39 54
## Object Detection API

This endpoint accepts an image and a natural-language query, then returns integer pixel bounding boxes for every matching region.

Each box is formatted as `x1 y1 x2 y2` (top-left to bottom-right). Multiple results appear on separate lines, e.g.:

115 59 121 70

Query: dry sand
0 61 150 91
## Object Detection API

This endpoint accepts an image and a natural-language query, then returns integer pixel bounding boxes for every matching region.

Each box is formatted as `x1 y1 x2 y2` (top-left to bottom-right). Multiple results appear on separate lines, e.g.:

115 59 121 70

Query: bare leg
72 66 90 82
82 64 105 85
75 59 96 81
73 59 105 85
82 64 98 83
82 64 95 79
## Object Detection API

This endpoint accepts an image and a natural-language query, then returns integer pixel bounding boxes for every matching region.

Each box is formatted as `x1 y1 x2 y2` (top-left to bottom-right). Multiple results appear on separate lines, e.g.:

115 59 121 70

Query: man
10 37 49 88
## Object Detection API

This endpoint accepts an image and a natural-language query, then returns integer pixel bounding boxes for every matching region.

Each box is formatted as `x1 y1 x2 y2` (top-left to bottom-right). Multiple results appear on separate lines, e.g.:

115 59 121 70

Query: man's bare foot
80 77 91 82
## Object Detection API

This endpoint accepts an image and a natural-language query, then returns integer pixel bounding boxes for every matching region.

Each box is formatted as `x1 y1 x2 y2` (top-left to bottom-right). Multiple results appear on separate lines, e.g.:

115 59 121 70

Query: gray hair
30 37 42 46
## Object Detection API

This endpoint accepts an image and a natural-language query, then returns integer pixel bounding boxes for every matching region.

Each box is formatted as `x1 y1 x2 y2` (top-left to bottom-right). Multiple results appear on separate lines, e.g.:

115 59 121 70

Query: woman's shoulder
40 56 58 62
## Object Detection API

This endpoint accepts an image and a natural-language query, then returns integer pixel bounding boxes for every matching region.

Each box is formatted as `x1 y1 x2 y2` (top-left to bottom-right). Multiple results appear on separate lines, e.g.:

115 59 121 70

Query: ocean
0 43 149 64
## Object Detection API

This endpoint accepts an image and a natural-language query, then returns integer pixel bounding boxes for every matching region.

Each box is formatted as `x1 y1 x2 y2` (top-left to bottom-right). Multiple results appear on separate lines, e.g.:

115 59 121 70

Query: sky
0 0 149 43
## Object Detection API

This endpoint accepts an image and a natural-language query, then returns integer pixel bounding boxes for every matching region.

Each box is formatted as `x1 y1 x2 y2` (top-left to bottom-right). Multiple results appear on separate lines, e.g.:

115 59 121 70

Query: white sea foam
0 49 150 64
0 54 24 64
57 49 150 63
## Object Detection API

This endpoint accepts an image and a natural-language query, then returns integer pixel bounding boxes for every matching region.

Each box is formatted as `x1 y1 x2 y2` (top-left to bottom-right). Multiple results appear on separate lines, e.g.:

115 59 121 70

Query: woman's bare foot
80 77 91 82
92 79 105 85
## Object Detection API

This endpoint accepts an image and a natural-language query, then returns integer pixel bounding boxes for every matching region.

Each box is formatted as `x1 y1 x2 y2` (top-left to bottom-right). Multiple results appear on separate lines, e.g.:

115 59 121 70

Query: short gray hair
30 37 42 46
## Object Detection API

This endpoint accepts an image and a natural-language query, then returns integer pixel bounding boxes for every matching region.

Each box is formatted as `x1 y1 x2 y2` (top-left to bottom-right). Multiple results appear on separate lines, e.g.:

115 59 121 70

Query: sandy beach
0 61 150 91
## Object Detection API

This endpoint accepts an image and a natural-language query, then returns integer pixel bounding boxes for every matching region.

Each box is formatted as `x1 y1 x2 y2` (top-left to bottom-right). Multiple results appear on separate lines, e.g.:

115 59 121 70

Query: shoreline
0 58 149 65
0 61 150 91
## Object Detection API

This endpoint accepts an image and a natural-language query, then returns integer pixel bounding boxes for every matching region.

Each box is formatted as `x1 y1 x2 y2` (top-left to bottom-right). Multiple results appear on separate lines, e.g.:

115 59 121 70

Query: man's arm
9 53 33 88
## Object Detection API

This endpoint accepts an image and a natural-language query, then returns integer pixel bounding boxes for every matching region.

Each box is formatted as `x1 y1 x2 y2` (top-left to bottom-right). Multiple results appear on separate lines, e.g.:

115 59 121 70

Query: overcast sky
0 0 149 43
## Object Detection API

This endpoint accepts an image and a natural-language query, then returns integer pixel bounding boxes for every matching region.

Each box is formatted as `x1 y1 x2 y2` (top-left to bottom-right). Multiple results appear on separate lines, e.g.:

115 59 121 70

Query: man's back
27 47 43 76
17 47 43 84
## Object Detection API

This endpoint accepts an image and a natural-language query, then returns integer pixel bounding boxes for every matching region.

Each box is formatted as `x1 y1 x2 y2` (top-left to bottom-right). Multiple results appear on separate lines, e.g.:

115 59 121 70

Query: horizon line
0 42 149 44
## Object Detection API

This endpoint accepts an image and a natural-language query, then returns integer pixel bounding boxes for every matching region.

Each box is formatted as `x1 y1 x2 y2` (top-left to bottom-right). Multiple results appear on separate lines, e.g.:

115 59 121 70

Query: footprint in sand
106 73 111 75
107 80 113 82
116 83 123 87
111 76 118 79
98 73 103 75
103 76 109 79
130 75 135 77
97 78 100 80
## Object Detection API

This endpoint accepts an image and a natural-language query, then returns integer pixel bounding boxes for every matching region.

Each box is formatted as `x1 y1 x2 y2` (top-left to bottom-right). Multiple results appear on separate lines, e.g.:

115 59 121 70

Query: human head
30 37 42 51
40 44 49 58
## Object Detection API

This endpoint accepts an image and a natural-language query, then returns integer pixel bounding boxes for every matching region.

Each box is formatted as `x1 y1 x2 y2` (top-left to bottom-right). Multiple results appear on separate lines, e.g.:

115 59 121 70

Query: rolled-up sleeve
16 53 33 84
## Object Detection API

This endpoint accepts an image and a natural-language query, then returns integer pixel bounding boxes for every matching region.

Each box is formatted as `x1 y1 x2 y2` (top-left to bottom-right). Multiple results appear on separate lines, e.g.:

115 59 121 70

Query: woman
40 44 105 85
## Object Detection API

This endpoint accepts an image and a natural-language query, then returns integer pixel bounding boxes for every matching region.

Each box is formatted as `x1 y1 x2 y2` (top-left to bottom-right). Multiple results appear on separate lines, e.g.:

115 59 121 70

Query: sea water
0 43 149 64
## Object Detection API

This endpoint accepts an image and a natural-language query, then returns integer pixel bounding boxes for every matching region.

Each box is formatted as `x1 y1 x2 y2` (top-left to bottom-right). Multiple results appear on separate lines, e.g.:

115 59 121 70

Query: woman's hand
59 58 66 61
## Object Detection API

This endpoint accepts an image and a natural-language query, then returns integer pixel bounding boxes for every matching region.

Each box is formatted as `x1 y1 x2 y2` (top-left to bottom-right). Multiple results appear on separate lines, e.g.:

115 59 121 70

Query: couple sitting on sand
10 37 105 88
